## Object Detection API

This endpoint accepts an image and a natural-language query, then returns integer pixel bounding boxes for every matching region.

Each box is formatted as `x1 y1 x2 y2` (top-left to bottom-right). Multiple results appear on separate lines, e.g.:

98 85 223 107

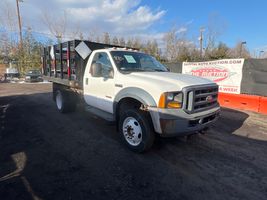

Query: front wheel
119 109 155 153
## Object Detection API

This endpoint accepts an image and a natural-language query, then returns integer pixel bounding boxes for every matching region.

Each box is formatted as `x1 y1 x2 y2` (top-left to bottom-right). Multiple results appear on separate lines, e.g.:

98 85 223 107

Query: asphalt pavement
1 83 267 200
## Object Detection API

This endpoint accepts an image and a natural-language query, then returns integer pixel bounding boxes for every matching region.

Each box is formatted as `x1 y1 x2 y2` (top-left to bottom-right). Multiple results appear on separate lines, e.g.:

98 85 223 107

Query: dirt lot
1 83 267 200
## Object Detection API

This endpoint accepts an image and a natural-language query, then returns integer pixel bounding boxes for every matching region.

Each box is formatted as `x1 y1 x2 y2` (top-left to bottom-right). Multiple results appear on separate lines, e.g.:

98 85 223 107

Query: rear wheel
55 90 76 113
119 109 155 153
56 90 65 113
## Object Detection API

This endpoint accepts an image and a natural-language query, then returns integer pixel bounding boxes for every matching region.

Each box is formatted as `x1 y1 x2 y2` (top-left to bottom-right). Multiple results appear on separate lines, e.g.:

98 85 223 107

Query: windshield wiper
154 69 167 72
120 68 146 72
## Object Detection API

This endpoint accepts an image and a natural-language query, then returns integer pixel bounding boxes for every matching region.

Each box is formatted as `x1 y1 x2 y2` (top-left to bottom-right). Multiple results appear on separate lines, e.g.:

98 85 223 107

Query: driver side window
92 52 113 78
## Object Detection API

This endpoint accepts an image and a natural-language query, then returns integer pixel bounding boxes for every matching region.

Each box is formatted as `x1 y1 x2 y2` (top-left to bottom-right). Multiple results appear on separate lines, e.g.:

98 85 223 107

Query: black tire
55 90 76 113
119 109 155 153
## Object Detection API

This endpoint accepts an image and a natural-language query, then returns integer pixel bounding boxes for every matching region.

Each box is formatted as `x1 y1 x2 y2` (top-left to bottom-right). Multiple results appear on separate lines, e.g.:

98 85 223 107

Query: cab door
83 52 115 113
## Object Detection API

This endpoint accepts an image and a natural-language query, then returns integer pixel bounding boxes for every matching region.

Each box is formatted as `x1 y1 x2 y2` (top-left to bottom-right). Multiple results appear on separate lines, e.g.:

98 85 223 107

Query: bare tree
112 36 119 45
132 37 142 49
89 27 103 42
163 27 194 61
126 38 133 48
229 42 250 58
151 40 159 58
144 39 160 59
0 0 18 51
68 24 84 40
79 32 84 40
163 28 178 61
205 13 227 52
119 37 126 46
103 32 110 44
42 10 67 42
0 0 17 32
0 32 11 62
96 36 101 43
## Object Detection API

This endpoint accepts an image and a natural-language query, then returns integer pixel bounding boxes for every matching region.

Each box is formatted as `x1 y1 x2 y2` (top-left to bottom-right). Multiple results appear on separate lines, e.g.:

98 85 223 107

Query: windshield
27 70 41 75
111 51 168 72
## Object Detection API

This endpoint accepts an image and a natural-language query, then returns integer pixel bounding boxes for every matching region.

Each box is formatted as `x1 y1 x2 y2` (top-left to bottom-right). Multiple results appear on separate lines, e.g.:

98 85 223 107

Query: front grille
185 85 219 113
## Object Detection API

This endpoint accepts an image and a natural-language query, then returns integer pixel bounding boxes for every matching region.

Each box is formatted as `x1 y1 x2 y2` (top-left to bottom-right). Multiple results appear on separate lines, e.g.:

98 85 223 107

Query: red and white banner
182 59 245 94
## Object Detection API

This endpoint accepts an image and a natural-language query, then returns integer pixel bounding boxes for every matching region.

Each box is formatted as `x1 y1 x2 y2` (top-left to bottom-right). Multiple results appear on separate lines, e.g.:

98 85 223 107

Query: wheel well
117 98 141 117
52 83 76 101
52 83 69 101
116 97 154 130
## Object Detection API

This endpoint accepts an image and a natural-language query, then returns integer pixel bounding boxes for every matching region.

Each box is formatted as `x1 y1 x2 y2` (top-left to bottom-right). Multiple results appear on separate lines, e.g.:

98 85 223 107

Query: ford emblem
206 95 213 102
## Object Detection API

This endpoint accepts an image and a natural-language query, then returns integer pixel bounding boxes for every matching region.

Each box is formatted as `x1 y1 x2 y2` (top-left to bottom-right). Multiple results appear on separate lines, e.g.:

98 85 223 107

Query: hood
121 72 214 91
116 71 216 106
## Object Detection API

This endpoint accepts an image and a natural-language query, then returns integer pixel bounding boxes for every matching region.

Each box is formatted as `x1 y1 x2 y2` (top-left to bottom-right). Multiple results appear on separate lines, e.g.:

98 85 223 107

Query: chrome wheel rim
56 92 63 110
122 117 142 146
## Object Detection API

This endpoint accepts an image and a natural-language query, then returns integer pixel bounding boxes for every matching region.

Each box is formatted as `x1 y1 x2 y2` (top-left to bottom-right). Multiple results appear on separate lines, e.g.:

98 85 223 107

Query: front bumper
149 106 220 137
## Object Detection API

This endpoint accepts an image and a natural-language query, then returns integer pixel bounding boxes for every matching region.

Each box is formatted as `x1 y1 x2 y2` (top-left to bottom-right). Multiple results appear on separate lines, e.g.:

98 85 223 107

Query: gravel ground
0 83 267 200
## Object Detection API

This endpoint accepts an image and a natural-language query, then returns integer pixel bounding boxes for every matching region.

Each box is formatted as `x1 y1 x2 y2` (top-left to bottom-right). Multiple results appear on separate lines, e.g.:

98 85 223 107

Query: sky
0 0 267 57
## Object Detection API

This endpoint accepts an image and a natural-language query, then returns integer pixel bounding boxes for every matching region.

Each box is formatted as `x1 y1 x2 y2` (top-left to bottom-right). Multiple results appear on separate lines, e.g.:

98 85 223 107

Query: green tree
206 42 230 60
14 28 43 74
177 46 191 61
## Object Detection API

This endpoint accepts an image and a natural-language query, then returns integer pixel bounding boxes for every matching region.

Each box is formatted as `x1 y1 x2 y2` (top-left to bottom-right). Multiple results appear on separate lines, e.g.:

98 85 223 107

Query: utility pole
259 50 264 58
239 41 246 58
16 0 23 48
199 27 205 60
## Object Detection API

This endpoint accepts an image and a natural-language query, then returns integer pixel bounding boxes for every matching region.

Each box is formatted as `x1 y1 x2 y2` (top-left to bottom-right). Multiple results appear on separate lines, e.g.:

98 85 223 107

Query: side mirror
91 63 102 77
109 68 114 78
103 66 114 79
164 65 170 72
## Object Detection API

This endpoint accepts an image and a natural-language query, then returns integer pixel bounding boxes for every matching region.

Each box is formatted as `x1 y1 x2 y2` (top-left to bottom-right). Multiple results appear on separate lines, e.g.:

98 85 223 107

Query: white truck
42 40 220 152
4 67 20 81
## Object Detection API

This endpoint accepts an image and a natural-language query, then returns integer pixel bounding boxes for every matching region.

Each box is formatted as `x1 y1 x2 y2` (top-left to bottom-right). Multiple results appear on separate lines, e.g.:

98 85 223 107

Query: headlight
158 92 183 109
25 76 30 79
